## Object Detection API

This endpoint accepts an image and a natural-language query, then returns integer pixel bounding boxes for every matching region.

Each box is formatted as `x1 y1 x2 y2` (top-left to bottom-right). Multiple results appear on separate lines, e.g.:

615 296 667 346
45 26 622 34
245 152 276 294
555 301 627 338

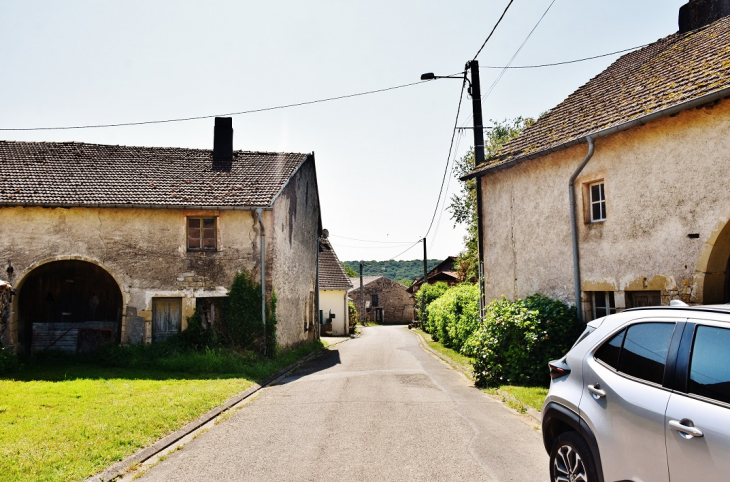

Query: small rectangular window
187 217 217 251
689 326 730 405
371 294 379 307
592 291 616 319
589 181 606 222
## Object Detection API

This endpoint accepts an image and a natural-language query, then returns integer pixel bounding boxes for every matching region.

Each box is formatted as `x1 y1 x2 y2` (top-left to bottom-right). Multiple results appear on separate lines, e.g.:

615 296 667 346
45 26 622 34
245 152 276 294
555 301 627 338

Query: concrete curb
409 328 542 424
88 341 344 482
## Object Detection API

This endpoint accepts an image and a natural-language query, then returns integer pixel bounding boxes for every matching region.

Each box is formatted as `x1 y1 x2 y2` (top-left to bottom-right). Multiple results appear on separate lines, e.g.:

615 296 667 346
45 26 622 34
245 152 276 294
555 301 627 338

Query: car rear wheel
549 431 598 482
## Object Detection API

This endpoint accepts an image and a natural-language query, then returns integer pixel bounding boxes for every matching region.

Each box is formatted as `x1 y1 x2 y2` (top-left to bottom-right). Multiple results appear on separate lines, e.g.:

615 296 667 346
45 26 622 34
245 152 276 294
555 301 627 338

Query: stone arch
698 220 730 304
14 257 124 354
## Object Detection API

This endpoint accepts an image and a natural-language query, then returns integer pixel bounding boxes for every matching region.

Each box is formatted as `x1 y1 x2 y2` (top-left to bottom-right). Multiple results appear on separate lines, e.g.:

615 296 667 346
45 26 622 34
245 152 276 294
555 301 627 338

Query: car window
689 325 730 405
594 328 625 370
618 323 675 385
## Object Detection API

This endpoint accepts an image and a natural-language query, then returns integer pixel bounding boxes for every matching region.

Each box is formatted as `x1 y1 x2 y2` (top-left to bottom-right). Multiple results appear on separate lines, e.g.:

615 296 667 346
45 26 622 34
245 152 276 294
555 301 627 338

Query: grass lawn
0 343 322 482
413 329 548 414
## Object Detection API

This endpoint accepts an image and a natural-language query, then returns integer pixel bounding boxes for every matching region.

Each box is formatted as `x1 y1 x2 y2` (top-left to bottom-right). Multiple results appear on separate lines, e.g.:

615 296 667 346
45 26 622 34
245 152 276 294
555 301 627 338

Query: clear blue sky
0 0 687 261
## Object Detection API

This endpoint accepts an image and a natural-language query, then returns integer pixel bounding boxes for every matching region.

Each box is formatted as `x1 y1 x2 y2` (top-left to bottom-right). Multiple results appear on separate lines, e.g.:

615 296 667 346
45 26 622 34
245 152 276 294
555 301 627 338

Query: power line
0 80 431 131
424 76 467 240
483 0 558 100
329 234 418 244
388 239 423 260
473 0 516 61
329 242 417 250
429 128 465 251
480 44 650 69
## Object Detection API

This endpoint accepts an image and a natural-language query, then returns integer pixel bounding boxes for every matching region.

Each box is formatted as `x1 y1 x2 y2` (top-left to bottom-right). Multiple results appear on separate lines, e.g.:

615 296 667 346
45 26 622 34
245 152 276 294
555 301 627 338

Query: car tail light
548 359 571 380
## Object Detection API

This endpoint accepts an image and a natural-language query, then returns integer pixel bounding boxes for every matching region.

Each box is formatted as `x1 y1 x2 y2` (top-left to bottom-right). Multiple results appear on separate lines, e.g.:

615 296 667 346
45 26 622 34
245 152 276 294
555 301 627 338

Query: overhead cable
480 43 650 69
472 0 516 61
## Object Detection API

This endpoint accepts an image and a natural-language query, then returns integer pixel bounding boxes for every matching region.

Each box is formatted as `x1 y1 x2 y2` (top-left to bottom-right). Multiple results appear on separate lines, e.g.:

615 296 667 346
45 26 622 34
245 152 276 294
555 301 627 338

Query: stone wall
479 98 730 318
349 277 414 324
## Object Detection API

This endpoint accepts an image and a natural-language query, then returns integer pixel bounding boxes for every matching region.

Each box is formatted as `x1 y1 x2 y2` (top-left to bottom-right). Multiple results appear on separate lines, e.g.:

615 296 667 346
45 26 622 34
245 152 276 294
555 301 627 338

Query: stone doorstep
87 337 352 482
409 328 542 424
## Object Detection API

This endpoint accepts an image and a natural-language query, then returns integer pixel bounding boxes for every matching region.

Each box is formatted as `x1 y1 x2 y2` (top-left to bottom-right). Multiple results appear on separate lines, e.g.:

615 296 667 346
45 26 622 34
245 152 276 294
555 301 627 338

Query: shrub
467 294 584 388
0 346 19 374
348 301 358 333
415 281 450 328
425 283 479 352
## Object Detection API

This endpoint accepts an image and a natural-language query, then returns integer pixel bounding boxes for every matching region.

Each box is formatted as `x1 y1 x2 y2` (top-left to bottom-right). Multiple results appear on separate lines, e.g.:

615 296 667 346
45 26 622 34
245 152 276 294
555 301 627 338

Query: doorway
152 298 182 343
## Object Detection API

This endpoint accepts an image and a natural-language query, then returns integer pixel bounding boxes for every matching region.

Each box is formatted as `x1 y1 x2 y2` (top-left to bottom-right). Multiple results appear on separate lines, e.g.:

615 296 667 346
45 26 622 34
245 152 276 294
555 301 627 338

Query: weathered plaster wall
349 278 414 323
271 157 320 347
320 289 348 336
0 206 257 348
480 99 730 316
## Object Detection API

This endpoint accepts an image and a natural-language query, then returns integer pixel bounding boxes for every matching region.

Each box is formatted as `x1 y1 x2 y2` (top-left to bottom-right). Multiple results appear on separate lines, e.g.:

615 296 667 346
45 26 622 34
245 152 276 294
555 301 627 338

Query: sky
0 0 688 262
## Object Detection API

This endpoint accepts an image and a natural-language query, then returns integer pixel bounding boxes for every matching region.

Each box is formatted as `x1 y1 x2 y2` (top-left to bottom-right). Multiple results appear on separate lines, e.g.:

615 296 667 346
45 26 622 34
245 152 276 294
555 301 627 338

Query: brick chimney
213 117 233 171
679 0 730 33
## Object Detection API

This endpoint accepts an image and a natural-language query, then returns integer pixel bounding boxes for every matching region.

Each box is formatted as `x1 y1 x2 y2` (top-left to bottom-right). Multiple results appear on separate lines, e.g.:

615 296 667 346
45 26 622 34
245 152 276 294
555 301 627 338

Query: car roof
623 304 730 316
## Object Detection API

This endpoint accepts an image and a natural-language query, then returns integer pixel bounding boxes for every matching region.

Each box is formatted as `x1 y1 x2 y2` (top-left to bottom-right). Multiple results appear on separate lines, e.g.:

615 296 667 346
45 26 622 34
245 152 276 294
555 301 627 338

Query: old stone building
348 276 414 324
0 118 322 353
465 1 730 320
407 256 459 295
318 238 352 336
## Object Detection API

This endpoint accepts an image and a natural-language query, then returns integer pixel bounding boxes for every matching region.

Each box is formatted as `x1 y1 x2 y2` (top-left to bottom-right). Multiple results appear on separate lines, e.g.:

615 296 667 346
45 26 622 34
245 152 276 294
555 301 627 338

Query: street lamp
421 61 487 319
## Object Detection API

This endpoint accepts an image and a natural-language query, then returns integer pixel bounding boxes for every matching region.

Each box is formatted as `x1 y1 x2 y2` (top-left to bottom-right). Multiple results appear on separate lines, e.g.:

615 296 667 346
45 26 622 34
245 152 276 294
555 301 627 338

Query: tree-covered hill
342 259 441 285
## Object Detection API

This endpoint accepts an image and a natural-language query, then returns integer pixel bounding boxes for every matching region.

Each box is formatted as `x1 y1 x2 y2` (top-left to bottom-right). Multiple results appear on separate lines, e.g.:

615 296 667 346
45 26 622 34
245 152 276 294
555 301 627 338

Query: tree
343 264 357 277
449 117 535 283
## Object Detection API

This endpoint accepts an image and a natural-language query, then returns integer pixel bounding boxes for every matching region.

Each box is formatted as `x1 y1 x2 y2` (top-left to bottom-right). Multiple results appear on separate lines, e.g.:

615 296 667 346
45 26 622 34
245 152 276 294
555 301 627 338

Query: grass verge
413 329 547 414
0 341 322 482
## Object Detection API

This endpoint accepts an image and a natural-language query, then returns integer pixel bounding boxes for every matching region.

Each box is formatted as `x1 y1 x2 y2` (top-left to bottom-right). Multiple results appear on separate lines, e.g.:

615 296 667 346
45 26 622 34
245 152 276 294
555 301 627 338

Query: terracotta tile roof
318 239 352 290
0 141 310 207
469 15 730 177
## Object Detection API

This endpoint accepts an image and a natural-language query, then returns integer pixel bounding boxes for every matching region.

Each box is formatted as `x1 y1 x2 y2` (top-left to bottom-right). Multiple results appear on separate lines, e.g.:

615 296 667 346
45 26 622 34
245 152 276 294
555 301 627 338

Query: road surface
137 325 548 481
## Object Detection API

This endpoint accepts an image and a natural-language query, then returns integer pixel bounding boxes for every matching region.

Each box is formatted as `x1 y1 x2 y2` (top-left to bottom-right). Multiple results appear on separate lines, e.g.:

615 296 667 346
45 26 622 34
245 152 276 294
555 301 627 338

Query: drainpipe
569 136 595 323
256 208 267 355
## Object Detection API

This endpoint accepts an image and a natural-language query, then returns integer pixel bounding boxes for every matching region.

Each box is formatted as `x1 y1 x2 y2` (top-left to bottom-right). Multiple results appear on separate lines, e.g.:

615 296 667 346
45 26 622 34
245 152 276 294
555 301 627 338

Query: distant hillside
342 259 442 284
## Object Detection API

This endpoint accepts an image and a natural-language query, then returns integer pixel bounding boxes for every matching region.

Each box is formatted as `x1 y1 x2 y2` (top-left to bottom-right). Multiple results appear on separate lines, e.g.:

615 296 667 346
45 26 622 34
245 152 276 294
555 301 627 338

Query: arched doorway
702 220 730 304
18 260 123 354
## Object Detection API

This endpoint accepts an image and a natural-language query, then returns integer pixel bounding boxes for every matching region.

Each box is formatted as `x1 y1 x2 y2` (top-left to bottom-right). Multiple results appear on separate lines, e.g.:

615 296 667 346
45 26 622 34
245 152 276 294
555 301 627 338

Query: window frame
187 216 218 252
588 180 606 223
591 291 616 320
675 320 730 409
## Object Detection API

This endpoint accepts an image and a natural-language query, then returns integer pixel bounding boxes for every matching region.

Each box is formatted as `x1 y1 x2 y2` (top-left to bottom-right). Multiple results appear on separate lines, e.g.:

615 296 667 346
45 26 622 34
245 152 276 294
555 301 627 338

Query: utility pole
421 237 428 324
466 59 487 320
359 262 364 325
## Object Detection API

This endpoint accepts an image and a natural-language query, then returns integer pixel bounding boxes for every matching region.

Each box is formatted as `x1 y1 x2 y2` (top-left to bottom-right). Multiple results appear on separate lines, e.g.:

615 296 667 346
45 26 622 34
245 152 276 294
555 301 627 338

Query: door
152 298 181 342
580 322 677 482
666 322 730 481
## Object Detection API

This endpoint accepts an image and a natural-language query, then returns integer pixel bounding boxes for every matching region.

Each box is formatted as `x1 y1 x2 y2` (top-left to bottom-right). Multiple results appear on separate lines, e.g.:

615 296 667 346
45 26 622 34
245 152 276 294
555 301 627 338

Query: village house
407 256 459 295
465 0 730 321
0 117 322 353
317 238 352 336
348 276 414 324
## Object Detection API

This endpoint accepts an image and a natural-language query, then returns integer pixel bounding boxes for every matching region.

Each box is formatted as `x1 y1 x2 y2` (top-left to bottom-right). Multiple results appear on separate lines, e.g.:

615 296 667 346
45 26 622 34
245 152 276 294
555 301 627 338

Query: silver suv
541 303 730 482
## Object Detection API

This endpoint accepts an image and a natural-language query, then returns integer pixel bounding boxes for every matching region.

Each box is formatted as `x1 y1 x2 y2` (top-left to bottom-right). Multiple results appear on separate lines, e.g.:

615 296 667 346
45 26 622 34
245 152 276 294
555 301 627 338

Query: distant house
407 256 459 294
0 117 323 353
318 239 352 336
348 276 414 324
464 1 730 320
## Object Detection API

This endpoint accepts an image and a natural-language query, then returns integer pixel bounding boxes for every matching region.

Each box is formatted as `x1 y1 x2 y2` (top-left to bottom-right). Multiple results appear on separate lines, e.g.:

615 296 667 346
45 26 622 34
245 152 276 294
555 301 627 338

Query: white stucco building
318 239 352 336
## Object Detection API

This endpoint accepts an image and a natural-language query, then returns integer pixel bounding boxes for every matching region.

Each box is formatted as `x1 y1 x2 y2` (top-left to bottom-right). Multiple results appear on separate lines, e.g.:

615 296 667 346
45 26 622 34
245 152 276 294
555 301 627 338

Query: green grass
0 342 322 482
413 329 548 414
414 329 475 368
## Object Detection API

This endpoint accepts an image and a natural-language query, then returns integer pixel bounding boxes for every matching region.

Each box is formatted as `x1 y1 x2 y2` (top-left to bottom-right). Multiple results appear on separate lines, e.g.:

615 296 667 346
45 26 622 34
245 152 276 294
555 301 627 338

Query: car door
666 320 730 481
580 321 678 482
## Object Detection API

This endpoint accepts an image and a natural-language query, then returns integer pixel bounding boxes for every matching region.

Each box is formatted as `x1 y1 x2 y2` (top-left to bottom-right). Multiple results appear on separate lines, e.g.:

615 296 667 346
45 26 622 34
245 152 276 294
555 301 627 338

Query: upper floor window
371 294 379 307
589 181 606 222
187 217 217 251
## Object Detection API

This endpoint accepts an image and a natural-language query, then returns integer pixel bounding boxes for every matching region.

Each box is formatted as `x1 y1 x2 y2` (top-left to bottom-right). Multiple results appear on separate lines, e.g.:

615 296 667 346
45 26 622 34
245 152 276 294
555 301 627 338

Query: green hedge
425 284 480 352
465 294 583 387
416 281 450 327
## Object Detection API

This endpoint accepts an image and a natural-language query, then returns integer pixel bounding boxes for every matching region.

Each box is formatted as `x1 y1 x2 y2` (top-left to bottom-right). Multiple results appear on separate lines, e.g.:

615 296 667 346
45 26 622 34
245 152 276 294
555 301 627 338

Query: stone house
318 238 352 336
348 276 414 323
407 256 459 295
465 1 730 321
0 118 322 353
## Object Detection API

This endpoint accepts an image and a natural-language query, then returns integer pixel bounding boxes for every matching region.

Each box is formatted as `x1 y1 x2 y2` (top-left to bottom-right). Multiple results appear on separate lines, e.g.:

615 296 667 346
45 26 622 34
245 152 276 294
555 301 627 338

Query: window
595 322 675 386
626 291 662 308
589 181 606 222
592 291 616 319
371 294 379 307
689 325 730 405
187 217 217 251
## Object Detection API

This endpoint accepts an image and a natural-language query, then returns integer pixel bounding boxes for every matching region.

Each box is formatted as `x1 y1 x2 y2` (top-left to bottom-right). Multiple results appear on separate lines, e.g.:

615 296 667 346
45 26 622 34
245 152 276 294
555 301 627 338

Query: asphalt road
137 325 549 481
